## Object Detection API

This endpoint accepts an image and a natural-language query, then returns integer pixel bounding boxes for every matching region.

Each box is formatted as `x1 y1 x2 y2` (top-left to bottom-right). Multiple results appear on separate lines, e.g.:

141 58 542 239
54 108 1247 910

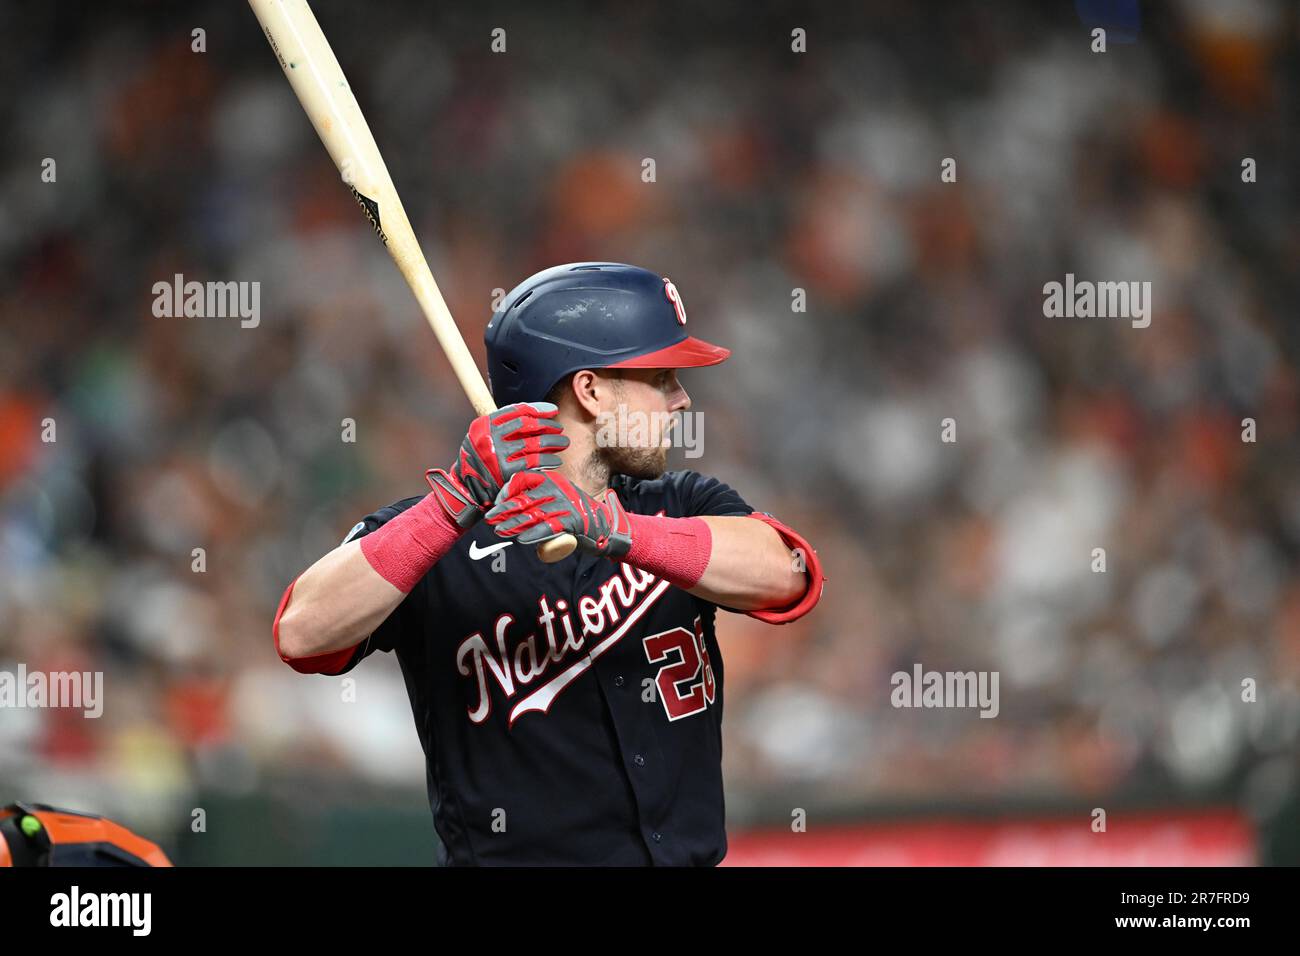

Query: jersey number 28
642 617 716 721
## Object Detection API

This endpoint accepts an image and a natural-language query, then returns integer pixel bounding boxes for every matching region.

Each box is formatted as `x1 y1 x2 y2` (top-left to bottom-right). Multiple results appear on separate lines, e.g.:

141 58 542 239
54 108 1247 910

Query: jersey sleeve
330 497 427 674
671 471 756 518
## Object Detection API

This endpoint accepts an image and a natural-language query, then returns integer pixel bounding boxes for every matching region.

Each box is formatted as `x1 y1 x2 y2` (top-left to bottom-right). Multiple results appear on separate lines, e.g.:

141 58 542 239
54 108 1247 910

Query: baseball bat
247 0 576 563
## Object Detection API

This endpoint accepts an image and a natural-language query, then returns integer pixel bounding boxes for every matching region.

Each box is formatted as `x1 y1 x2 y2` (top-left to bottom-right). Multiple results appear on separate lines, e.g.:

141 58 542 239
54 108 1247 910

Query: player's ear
570 369 605 419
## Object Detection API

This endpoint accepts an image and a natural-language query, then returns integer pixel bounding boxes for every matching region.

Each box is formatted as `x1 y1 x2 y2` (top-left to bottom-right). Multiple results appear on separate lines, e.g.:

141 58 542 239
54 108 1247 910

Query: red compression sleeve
621 513 712 590
359 491 466 593
743 513 825 624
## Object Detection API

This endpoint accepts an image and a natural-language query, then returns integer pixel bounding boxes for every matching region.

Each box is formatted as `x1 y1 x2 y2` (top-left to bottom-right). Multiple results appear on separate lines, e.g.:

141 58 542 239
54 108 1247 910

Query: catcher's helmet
0 803 171 867
485 262 730 406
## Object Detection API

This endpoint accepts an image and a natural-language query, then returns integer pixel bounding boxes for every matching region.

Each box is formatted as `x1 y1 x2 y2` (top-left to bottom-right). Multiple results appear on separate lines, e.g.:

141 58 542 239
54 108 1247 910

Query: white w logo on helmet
663 277 687 325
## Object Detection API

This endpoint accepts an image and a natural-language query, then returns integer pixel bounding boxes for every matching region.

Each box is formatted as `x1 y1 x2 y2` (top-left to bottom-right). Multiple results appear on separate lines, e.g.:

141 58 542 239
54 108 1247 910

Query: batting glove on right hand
427 402 569 527
485 470 632 558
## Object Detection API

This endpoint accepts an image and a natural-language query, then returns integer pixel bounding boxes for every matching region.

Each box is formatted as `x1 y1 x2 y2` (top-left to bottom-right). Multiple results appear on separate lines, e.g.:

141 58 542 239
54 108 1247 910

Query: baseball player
273 263 825 865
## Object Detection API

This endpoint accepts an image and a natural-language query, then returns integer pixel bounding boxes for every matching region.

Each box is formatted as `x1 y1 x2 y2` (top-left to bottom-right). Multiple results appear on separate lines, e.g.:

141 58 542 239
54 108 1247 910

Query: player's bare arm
689 516 806 611
489 470 817 616
274 540 406 662
274 403 568 667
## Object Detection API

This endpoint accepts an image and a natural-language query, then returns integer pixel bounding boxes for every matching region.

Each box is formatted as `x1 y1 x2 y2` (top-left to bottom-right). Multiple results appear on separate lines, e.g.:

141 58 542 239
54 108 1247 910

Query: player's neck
558 451 610 499
554 422 611 498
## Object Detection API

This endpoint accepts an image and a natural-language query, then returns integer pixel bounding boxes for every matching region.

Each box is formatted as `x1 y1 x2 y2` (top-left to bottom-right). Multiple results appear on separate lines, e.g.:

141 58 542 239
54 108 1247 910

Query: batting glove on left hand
427 402 569 527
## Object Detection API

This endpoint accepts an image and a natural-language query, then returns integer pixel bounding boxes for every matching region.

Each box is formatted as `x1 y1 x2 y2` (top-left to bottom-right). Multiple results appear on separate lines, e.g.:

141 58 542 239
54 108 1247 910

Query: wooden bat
247 0 576 562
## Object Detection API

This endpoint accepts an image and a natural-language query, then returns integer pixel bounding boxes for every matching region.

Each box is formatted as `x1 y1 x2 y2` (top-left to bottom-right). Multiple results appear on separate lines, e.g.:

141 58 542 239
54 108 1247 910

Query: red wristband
359 491 465 593
622 513 712 590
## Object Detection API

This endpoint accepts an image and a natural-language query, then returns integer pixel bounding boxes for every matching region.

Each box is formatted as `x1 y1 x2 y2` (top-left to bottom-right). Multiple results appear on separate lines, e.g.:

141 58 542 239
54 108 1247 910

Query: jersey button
614 675 625 688
651 832 662 843
633 754 646 767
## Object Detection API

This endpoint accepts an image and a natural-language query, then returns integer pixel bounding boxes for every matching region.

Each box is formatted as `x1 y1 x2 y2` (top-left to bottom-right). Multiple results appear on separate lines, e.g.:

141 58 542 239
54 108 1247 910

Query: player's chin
610 446 669 480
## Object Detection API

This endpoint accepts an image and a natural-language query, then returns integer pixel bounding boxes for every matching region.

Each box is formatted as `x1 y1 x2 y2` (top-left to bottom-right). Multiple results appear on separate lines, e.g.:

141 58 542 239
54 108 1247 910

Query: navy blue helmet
484 263 730 406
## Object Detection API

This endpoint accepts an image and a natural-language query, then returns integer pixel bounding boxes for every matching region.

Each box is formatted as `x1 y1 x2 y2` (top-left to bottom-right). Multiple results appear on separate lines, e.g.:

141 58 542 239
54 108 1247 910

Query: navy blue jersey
340 470 755 866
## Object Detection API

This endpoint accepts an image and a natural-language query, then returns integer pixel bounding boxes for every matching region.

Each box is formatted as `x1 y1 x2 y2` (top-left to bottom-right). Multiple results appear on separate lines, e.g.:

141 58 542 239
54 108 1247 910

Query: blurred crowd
1 0 1298 845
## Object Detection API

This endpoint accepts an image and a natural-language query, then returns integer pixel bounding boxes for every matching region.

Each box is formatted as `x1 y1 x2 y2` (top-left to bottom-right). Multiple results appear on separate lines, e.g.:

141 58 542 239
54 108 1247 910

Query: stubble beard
584 442 670 485
583 378 672 484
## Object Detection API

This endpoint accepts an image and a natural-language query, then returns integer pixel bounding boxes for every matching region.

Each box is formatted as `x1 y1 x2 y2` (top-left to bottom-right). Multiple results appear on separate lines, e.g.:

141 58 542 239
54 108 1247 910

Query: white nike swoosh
468 540 513 560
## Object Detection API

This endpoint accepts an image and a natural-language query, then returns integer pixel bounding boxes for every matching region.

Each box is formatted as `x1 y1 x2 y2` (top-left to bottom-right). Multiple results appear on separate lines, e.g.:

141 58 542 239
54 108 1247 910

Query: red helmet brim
606 335 731 370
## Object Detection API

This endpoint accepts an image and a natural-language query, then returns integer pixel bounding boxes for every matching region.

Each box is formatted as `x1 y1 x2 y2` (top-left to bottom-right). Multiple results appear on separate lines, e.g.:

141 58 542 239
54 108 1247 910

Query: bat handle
537 534 577 563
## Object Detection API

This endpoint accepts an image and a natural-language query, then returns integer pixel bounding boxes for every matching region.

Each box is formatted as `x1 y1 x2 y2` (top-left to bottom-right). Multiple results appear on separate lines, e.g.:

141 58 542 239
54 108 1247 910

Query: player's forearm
617 513 806 611
275 540 407 660
485 472 824 622
685 516 806 610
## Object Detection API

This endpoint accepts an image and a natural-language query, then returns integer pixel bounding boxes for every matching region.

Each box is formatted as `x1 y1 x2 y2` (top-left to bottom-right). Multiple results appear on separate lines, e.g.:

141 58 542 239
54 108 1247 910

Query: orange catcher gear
0 803 171 867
